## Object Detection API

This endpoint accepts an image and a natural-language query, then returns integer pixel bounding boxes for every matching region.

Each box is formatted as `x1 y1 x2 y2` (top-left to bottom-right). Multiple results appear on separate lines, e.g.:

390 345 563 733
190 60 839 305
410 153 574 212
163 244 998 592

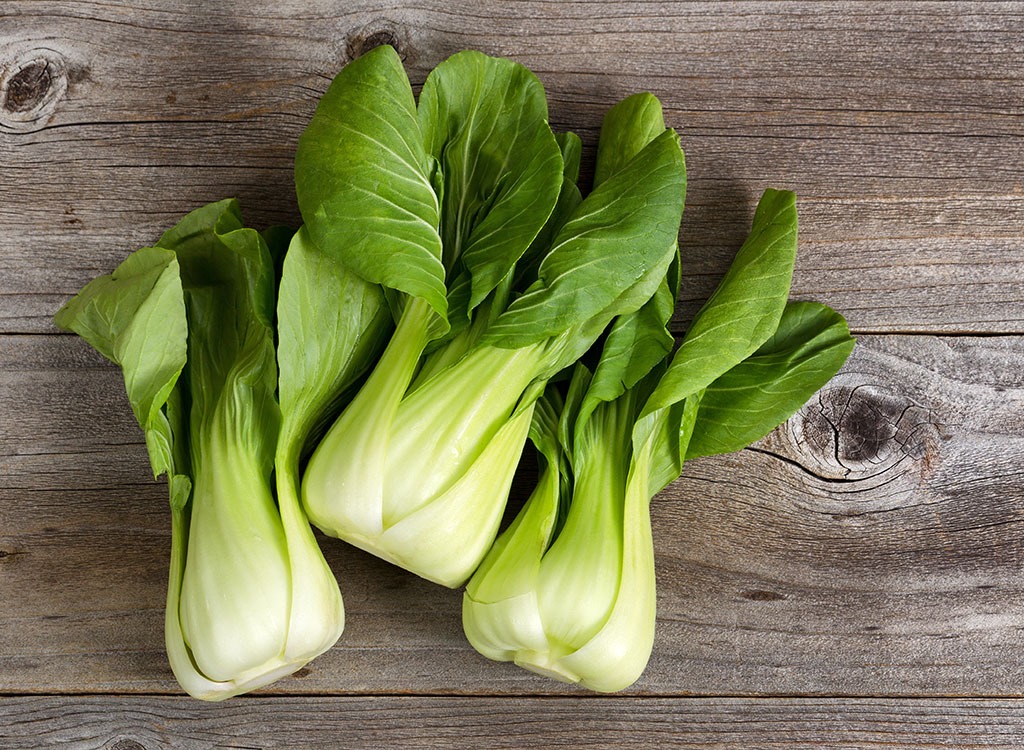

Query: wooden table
3 2 1023 747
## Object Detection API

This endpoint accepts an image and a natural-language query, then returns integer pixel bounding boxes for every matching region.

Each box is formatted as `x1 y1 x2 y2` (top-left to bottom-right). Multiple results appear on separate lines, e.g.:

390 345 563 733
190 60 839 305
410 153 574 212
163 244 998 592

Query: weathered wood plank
4 696 1024 749
2 2 1022 333
2 332 1022 696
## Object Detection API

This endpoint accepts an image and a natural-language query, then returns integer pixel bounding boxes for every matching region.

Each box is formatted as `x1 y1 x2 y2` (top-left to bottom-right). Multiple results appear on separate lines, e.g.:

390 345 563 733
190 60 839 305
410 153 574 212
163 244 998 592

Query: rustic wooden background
2 1 1023 747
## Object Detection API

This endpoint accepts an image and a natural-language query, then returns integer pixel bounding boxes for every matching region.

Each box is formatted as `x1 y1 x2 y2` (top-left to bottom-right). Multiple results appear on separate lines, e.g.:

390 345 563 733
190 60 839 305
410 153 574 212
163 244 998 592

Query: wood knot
775 377 943 483
1 48 76 131
741 589 786 602
109 741 146 750
346 22 411 63
5 59 53 112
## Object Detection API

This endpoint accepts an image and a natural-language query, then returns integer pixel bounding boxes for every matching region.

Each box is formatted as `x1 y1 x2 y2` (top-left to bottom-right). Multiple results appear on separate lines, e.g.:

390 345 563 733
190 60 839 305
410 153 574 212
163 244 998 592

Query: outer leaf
686 301 855 459
543 238 679 377
156 201 278 451
634 394 701 498
463 387 565 608
483 129 686 348
295 45 445 317
53 245 187 479
275 226 391 466
642 188 799 417
418 50 563 309
373 399 537 587
274 227 387 676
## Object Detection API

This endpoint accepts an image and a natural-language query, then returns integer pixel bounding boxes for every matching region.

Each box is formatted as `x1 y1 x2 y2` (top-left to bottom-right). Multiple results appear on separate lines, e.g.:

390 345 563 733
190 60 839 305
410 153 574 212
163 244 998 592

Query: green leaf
295 45 445 317
513 132 585 294
464 386 566 607
556 131 582 185
573 95 681 433
275 226 392 467
578 252 678 431
642 188 799 417
483 129 686 349
53 245 187 479
156 201 279 458
686 301 855 459
632 392 701 498
157 198 247 252
538 242 678 382
593 93 666 189
418 50 563 309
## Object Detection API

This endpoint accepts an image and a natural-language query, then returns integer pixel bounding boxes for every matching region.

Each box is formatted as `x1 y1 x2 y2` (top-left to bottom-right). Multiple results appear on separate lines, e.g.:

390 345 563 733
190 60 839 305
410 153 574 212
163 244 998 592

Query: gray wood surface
2 0 1023 746
5 696 1024 749
2 1 1022 335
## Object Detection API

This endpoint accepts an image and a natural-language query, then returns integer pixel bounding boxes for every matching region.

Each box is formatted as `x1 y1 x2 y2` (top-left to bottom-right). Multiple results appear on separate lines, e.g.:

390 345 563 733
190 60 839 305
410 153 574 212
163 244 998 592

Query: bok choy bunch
54 201 387 700
53 42 858 699
463 184 856 691
296 46 686 587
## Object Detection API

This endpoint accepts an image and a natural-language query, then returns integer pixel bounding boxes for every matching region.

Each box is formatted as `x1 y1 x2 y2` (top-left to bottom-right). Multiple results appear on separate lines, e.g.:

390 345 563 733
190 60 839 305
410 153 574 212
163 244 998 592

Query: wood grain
2 2 1022 334
4 696 1024 749
3 332 1022 696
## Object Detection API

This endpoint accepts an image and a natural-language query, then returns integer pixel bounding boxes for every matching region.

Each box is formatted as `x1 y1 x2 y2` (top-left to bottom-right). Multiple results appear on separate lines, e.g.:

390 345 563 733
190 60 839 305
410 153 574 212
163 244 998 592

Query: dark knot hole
4 59 55 113
347 27 406 61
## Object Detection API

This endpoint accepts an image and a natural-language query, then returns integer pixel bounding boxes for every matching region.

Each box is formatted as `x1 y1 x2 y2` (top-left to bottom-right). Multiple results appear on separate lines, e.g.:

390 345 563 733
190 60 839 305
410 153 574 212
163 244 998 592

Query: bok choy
53 42 857 699
462 185 855 691
54 201 386 700
297 46 686 587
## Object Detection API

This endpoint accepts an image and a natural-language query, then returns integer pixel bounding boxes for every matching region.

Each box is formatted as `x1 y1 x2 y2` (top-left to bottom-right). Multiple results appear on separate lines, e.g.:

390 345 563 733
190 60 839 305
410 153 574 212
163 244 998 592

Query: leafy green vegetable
463 189 854 692
418 49 564 311
685 300 855 458
295 46 446 316
54 201 378 701
55 44 857 700
637 188 803 495
642 187 799 418
298 47 687 588
464 367 662 693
